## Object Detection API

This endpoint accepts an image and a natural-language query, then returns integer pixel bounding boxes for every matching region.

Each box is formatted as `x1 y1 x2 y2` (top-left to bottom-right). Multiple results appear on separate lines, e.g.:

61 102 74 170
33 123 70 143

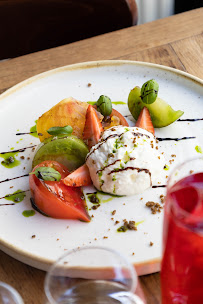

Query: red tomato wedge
62 164 92 187
135 107 155 135
110 108 129 127
29 160 90 221
93 105 129 128
83 104 104 149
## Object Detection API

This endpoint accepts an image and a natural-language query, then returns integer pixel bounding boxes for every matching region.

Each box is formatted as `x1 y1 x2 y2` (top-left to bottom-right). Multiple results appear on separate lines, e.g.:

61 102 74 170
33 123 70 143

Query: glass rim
44 245 138 304
167 156 203 221
0 281 24 304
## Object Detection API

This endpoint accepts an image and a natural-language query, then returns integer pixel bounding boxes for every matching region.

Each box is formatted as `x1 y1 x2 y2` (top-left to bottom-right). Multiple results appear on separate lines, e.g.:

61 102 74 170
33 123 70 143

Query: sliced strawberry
83 104 104 149
135 107 155 135
62 164 92 187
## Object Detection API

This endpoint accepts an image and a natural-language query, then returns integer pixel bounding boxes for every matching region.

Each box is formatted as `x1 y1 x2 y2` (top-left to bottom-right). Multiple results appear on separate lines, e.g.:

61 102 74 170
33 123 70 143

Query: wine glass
0 282 24 304
161 157 203 303
44 246 145 304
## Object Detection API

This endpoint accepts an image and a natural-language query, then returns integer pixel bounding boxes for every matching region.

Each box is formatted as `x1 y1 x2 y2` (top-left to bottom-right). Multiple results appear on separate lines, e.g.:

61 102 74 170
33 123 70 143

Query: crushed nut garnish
160 195 165 204
92 204 100 210
146 201 163 214
118 220 137 232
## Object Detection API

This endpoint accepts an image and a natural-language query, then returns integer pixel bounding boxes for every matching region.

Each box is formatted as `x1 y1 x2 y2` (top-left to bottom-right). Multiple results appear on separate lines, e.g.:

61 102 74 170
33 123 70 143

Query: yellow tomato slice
37 97 88 142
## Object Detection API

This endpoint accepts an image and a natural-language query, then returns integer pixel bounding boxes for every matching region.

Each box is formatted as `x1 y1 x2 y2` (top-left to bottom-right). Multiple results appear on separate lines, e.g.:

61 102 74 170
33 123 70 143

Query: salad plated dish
0 61 202 275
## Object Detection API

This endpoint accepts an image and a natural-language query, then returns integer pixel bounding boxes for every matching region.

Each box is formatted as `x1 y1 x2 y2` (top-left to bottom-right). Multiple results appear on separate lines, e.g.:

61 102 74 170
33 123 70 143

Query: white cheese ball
86 126 165 196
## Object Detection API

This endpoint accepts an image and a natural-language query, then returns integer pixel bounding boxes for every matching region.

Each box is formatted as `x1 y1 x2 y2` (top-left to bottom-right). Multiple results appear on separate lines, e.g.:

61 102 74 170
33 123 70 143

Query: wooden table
0 8 202 304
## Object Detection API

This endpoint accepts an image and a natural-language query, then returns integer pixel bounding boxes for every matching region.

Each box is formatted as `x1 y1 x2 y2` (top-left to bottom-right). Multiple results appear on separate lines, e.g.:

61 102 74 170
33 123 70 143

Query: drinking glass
161 157 203 304
0 282 24 304
45 246 145 304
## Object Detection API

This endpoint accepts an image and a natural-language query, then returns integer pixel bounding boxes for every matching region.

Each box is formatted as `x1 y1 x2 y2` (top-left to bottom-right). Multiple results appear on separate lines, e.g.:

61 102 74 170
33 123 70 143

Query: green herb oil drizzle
5 190 26 203
0 152 20 168
30 120 38 138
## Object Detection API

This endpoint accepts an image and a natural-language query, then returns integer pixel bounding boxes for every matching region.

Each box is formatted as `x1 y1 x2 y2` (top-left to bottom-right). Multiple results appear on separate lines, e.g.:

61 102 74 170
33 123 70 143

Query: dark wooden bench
0 0 138 59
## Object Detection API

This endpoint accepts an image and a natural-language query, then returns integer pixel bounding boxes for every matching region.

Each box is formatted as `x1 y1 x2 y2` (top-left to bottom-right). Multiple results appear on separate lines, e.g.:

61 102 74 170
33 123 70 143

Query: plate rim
0 60 202 103
0 59 202 275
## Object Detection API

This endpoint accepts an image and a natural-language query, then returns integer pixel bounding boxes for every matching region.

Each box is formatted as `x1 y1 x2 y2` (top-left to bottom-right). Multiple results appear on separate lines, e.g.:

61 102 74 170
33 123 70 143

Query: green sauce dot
0 152 20 168
22 210 35 217
164 165 170 170
5 190 26 203
87 193 100 204
117 225 127 232
195 146 202 153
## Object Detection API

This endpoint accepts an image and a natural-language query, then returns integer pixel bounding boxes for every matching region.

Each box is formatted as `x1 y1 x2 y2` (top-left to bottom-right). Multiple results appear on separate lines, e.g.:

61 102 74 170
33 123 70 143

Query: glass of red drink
161 157 203 304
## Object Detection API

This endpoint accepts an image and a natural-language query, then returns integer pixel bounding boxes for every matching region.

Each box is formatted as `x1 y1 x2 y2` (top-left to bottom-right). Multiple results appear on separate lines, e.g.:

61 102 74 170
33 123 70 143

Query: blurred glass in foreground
45 246 145 304
161 157 203 303
0 282 24 304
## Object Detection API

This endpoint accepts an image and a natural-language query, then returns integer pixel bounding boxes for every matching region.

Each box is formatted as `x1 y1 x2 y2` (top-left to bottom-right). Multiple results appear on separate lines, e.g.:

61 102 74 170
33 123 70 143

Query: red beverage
161 172 203 304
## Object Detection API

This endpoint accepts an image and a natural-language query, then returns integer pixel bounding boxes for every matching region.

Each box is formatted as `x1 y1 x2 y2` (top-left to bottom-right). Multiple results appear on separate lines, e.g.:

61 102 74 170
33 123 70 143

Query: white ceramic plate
0 61 202 275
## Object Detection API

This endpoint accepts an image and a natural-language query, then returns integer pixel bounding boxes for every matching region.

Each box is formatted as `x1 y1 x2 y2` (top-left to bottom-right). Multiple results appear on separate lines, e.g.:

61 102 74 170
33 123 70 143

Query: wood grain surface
0 8 202 304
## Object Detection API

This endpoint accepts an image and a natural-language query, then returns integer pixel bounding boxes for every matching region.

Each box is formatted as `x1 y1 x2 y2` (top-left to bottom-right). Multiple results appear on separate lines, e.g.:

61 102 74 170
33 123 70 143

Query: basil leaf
30 167 61 181
47 125 73 136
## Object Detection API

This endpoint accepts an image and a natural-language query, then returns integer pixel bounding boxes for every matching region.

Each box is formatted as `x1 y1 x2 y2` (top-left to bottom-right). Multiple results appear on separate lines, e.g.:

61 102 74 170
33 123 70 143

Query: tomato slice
93 105 129 128
29 160 90 221
110 108 129 127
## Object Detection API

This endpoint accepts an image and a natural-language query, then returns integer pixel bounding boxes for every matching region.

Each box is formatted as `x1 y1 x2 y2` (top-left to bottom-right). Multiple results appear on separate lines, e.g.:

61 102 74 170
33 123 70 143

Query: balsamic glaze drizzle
16 132 43 136
157 136 195 142
87 131 150 160
0 189 30 200
0 174 29 184
152 185 166 188
0 145 37 155
178 118 203 122
16 132 36 135
108 167 152 186
0 203 15 206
